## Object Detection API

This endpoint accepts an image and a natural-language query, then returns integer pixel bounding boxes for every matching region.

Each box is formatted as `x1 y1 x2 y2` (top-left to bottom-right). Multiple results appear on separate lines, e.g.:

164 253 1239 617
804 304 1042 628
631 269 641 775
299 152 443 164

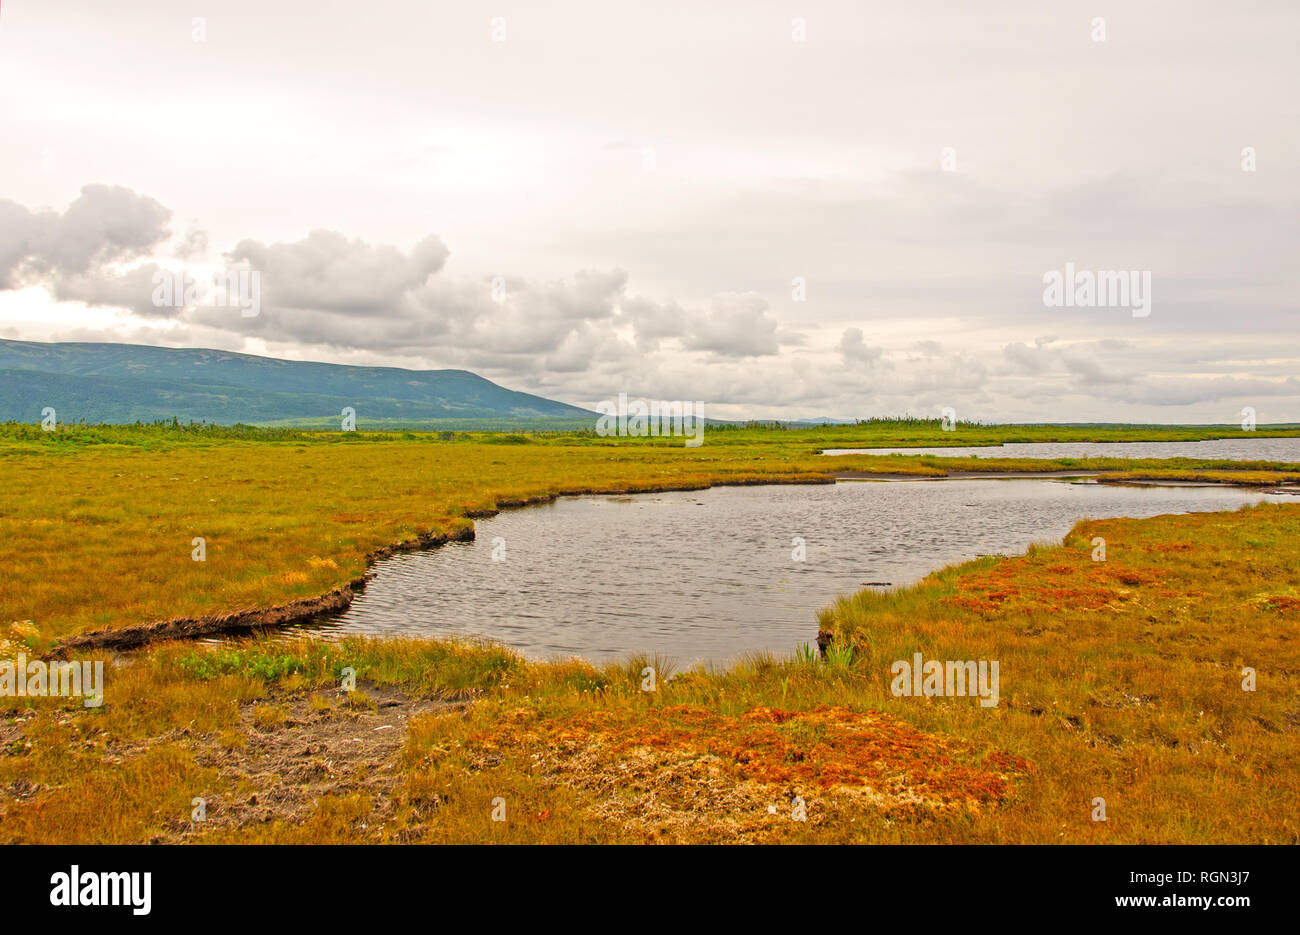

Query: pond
820 438 1300 460
300 479 1276 667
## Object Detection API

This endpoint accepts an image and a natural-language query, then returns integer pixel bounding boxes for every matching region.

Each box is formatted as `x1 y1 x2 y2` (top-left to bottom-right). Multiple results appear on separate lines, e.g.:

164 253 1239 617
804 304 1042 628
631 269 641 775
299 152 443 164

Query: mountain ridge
0 340 594 426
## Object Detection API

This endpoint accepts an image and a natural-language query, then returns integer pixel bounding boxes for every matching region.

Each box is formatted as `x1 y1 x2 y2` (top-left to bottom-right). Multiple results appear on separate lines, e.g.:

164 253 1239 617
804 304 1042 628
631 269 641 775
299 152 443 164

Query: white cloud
682 293 787 357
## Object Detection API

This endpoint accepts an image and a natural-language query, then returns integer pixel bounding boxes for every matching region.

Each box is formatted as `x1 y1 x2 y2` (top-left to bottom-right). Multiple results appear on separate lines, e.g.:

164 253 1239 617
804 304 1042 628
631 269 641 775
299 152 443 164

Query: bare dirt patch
158 681 464 840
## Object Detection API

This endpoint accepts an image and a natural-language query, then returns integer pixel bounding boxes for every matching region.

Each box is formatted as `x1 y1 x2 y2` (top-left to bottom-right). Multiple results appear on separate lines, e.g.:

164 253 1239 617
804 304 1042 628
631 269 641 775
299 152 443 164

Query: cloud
3 181 1298 424
1002 340 1138 387
682 292 785 357
54 262 175 319
0 200 49 289
839 327 886 368
618 295 686 352
0 184 171 287
1089 376 1300 408
507 268 626 324
173 226 209 259
186 233 639 371
1002 341 1050 374
228 229 449 315
1062 353 1137 386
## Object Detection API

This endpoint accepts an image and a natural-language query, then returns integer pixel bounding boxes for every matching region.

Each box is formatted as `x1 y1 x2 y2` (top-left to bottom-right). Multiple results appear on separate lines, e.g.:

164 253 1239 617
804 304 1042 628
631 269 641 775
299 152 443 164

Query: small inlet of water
295 478 1273 667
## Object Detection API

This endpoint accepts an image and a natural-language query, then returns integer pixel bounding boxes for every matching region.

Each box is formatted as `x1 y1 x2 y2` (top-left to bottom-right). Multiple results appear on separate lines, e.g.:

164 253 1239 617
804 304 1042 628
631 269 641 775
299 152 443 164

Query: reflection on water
297 479 1273 667
821 438 1300 461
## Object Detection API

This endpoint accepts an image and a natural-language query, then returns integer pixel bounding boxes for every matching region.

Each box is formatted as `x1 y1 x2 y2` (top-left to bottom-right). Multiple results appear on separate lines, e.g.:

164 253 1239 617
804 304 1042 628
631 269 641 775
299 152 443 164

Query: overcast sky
1 1 1297 421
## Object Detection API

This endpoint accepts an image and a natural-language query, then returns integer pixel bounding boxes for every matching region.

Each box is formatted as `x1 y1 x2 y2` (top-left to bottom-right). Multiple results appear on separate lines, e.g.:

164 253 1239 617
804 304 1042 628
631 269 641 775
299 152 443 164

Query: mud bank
1092 475 1300 490
835 469 1300 489
833 470 1100 481
463 474 835 517
52 526 476 655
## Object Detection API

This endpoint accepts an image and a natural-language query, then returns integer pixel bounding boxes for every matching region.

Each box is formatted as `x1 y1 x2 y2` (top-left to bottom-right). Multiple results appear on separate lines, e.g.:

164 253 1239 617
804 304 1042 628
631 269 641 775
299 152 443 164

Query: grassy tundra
1 421 1297 843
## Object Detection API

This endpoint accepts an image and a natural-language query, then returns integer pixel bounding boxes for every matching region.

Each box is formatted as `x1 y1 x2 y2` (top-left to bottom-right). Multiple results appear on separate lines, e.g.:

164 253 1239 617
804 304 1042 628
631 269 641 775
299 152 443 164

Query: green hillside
0 340 594 426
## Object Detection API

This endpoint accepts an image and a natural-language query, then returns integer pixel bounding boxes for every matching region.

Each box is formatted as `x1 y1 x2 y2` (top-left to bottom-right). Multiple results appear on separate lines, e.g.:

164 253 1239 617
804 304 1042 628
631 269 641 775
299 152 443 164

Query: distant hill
0 340 595 427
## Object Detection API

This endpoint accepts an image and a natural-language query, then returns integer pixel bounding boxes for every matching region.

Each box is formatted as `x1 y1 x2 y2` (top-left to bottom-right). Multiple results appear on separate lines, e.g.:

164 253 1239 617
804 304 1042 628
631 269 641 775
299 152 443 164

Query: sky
1 0 1297 422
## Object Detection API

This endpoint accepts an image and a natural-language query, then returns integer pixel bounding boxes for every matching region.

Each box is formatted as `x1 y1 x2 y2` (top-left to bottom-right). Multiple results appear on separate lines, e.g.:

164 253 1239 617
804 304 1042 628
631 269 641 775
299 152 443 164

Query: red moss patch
470 704 1030 816
939 554 1160 617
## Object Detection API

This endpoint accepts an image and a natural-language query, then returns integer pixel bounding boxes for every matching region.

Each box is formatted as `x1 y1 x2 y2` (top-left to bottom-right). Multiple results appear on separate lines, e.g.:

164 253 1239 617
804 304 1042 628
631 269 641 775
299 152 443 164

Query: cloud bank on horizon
1 1 1297 423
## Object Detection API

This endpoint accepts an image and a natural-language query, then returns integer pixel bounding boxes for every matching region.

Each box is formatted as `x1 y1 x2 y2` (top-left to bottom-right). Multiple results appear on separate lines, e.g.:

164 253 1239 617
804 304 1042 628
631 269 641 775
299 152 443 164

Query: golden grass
1099 469 1300 485
817 502 1300 843
1 502 1295 843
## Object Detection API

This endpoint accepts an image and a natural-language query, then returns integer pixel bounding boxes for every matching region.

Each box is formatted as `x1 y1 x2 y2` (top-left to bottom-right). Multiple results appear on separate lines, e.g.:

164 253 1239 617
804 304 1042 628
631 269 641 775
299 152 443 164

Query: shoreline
49 474 834 655
833 469 1099 480
50 468 1289 656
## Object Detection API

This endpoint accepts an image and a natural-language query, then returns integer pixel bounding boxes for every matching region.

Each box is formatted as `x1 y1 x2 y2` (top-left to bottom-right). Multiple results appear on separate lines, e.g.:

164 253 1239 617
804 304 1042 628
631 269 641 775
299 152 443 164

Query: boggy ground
0 642 1038 844
2 496 1296 843
3 421 1298 649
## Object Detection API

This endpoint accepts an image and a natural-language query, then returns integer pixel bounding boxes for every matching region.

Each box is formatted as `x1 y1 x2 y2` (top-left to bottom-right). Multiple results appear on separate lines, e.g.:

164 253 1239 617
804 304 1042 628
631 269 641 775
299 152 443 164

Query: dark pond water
821 438 1300 460
300 479 1274 667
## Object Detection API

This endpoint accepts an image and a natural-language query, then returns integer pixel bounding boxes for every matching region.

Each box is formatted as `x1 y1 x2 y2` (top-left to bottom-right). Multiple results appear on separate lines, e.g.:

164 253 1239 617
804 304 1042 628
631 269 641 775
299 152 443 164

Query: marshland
2 420 1298 843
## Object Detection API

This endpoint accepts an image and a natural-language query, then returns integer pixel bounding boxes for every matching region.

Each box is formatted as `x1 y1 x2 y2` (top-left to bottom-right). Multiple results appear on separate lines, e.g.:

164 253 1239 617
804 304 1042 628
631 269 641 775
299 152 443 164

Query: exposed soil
155 681 467 842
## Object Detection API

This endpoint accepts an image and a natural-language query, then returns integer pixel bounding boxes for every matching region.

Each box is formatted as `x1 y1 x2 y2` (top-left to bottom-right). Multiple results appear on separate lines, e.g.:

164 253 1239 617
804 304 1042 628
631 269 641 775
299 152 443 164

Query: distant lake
301 479 1275 666
821 438 1300 461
